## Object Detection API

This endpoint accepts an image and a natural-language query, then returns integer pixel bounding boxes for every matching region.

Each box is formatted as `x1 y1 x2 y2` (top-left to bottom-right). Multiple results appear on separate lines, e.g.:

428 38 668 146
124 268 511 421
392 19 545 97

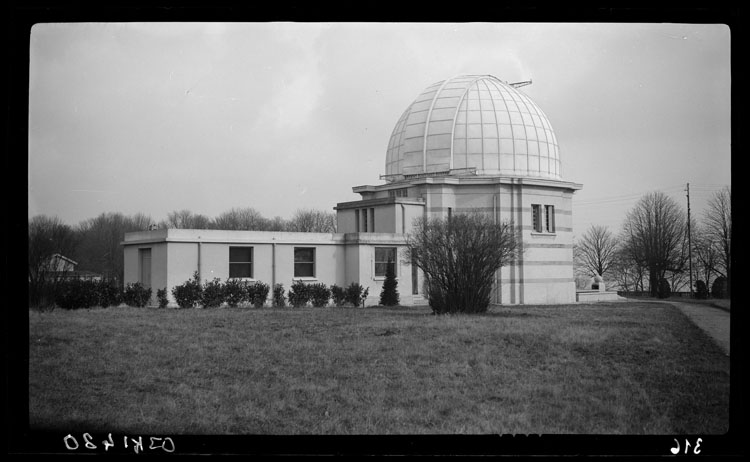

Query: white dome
385 75 561 182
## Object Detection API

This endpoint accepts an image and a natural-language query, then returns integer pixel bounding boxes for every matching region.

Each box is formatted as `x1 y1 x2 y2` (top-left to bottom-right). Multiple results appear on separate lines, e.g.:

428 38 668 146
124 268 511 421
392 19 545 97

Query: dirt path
664 301 730 356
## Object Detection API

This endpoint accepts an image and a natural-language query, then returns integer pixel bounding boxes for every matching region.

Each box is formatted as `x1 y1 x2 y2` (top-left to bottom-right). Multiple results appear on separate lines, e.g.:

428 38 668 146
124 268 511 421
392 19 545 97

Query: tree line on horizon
28 207 337 295
574 186 731 298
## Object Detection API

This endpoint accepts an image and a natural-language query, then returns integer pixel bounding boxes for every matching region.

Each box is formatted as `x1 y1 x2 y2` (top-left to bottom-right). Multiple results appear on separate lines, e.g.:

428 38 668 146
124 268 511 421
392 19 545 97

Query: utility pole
686 183 694 297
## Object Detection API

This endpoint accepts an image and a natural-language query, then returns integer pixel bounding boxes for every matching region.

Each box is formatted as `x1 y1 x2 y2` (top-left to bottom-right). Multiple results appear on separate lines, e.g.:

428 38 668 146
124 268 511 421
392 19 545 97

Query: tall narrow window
139 248 152 289
355 209 360 232
448 207 453 221
294 247 316 278
362 209 368 233
229 247 253 278
532 204 542 233
375 247 397 277
545 205 556 233
369 208 375 232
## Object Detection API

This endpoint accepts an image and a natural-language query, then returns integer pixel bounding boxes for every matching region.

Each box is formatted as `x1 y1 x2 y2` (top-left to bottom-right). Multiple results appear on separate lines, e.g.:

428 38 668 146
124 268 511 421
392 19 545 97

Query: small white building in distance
123 75 583 306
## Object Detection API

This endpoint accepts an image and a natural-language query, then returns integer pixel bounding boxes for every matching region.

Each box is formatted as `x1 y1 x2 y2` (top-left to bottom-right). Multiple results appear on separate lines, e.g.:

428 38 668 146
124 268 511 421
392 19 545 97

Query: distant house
45 254 103 282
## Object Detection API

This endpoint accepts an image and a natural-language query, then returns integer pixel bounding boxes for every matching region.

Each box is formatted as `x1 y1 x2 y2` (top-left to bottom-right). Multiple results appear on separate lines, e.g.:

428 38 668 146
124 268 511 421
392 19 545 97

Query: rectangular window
369 208 375 232
375 247 397 277
139 248 152 289
545 205 556 233
448 207 453 221
229 247 253 278
355 209 360 232
362 208 368 233
388 188 409 198
294 247 316 278
532 204 542 233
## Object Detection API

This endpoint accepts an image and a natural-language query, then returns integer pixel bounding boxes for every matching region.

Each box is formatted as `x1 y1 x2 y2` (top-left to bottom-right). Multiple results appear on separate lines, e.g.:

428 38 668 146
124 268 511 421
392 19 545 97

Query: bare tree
287 209 337 233
703 186 731 296
621 191 687 297
692 225 721 291
28 215 78 306
161 209 212 229
574 225 619 280
212 207 269 230
74 212 153 286
405 213 520 314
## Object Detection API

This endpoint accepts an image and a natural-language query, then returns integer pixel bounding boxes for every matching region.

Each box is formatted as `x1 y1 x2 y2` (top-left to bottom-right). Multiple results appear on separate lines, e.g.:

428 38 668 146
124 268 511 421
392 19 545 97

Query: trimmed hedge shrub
97 280 122 308
247 281 270 308
309 283 331 307
123 282 152 307
273 283 286 307
695 280 709 300
330 284 347 307
201 278 225 308
172 272 203 308
657 278 671 299
56 279 99 309
711 276 728 299
224 279 248 307
288 280 311 308
345 283 369 308
156 288 169 308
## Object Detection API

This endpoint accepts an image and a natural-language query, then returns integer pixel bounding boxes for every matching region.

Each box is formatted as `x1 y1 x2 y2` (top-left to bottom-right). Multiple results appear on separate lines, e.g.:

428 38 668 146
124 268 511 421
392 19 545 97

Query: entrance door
139 248 152 289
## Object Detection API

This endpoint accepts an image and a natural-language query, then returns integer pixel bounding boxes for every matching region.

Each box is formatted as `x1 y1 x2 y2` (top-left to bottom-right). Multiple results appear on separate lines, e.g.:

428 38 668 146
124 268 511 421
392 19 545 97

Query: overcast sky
28 22 731 236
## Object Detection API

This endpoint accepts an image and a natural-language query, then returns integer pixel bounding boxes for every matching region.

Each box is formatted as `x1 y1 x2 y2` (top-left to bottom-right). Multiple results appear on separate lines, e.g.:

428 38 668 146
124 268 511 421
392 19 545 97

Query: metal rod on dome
510 80 532 89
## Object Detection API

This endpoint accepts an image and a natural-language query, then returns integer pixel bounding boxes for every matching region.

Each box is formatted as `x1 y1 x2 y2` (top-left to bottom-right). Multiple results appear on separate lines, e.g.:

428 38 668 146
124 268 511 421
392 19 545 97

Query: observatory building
123 75 582 306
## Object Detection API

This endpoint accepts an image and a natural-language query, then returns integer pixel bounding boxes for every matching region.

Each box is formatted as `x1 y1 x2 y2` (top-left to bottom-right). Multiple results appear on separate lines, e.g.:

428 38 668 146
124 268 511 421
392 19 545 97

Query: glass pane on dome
426 133 452 150
481 110 496 123
483 139 499 155
509 112 523 125
526 127 538 141
467 111 481 124
428 120 454 135
453 139 467 154
498 124 513 139
467 123 482 138
455 110 467 124
511 124 526 138
482 124 498 138
484 152 499 170
496 111 511 124
528 141 539 155
467 99 481 111
452 151 467 169
404 123 425 139
467 138 483 154
434 97 461 109
514 139 528 155
499 138 514 154
408 110 428 124
468 152 484 168
453 124 466 138
528 155 540 172
500 154 514 170
430 108 455 121
540 155 549 173
516 155 528 172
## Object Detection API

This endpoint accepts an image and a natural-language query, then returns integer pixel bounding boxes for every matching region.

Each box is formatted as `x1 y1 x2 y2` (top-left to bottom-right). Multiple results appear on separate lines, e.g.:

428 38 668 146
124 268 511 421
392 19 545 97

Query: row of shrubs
695 276 728 300
41 279 152 310
168 272 370 309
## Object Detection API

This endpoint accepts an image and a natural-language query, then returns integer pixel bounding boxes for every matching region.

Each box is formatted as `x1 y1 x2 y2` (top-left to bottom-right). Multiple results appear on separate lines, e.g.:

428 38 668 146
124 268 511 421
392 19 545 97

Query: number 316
671 438 702 455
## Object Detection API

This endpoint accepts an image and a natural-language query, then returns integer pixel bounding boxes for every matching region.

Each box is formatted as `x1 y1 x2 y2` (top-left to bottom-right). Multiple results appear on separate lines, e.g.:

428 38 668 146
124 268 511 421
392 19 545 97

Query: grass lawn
28 302 729 435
